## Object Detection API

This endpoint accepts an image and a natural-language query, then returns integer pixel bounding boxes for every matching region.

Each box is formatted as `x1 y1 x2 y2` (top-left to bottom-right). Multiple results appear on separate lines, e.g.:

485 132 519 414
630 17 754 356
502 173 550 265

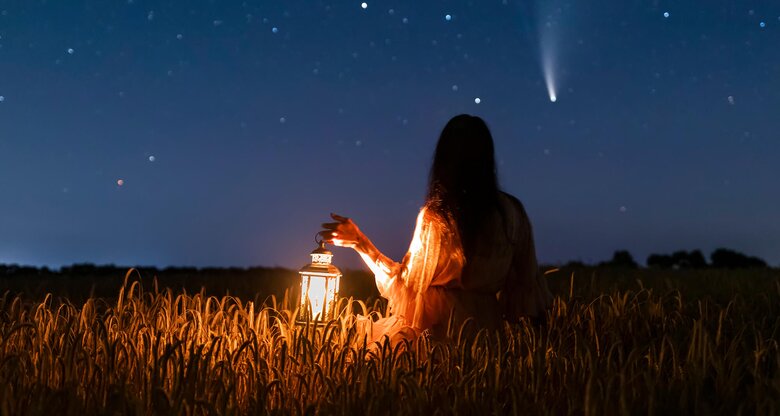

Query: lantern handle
314 232 324 246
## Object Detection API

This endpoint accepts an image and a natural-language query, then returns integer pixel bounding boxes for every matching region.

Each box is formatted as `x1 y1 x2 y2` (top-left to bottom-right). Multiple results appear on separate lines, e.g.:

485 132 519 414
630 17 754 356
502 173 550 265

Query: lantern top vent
310 240 333 265
299 236 341 275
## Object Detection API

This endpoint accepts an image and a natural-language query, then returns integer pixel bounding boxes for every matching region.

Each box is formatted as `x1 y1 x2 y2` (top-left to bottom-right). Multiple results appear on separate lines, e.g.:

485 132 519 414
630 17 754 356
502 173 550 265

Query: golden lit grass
0 270 778 415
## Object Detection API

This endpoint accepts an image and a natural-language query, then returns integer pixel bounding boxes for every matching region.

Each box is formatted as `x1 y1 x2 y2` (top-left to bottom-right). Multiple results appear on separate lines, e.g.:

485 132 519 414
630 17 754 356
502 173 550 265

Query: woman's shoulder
420 201 453 225
499 191 529 218
497 191 532 243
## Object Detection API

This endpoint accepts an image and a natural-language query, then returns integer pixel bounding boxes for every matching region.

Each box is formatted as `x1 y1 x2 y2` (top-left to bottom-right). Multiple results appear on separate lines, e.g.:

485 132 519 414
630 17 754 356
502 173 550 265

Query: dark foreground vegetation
0 263 778 415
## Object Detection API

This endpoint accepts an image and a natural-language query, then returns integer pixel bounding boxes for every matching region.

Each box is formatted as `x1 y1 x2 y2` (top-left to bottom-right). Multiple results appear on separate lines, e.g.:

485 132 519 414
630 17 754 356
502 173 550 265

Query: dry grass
0 269 778 415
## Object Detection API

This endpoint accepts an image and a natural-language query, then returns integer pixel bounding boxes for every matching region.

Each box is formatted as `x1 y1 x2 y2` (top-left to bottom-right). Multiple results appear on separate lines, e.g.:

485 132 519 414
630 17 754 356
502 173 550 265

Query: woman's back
449 192 552 332
460 192 522 293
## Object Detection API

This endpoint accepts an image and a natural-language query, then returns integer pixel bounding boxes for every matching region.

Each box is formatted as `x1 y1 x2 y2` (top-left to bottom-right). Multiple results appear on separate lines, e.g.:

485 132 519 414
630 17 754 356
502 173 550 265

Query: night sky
1 1 779 270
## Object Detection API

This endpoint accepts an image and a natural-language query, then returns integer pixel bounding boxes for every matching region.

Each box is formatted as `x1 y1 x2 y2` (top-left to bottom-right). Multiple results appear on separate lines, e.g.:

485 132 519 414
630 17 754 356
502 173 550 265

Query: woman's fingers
318 229 349 241
321 222 341 230
318 230 336 241
319 214 359 248
319 230 356 248
330 213 350 222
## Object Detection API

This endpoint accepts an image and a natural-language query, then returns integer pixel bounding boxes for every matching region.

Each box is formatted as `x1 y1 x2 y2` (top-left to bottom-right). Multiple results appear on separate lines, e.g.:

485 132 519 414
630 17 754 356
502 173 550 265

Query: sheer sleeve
363 207 443 327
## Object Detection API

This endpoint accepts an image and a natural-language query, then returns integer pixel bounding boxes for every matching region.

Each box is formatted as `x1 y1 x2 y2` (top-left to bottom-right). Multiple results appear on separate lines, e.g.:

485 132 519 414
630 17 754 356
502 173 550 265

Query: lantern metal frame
298 235 342 323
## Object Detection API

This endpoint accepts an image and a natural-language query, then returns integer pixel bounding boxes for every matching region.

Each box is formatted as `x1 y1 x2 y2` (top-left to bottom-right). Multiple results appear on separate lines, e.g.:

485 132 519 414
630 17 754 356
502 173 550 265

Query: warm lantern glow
300 274 338 320
299 239 342 321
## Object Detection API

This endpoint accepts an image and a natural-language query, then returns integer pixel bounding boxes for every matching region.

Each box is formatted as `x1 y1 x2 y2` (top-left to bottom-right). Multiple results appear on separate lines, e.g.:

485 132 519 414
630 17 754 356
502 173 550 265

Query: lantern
298 237 342 321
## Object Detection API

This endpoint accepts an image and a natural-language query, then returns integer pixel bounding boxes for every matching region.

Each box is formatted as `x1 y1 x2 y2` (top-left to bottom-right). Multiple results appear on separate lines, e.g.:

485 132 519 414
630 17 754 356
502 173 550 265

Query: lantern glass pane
326 276 339 314
304 274 328 320
299 275 310 310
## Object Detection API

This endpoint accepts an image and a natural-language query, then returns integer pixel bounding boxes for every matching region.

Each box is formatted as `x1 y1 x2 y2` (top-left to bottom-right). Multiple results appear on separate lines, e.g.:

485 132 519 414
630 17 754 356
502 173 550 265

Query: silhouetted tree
687 250 708 268
710 248 767 269
671 250 708 269
647 254 675 269
648 250 708 269
600 250 638 269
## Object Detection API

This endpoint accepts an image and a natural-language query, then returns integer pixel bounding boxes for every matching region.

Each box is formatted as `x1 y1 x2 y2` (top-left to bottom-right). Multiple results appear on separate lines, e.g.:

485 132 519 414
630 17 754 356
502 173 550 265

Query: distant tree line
0 263 379 304
0 246 772 302
589 248 770 269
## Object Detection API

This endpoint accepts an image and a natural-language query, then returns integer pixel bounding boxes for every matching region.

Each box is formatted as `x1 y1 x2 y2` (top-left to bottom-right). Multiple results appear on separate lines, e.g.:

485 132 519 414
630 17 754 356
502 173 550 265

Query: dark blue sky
1 1 778 269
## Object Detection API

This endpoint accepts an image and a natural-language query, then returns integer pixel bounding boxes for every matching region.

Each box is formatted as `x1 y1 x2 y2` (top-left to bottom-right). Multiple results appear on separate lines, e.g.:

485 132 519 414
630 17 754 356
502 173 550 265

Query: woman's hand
321 213 402 287
319 213 365 251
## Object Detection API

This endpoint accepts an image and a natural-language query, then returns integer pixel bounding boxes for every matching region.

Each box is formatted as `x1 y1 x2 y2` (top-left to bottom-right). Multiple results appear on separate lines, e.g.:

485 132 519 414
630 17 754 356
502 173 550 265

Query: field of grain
0 267 778 415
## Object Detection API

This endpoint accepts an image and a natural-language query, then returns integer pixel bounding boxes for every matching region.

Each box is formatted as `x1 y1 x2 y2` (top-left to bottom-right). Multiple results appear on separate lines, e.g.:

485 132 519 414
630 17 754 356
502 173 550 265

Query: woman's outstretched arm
322 210 445 328
319 213 403 294
320 209 442 299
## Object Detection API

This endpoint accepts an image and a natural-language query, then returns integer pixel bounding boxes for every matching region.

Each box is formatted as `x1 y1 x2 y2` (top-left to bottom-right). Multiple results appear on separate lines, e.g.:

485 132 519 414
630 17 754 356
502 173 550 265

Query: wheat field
0 268 778 415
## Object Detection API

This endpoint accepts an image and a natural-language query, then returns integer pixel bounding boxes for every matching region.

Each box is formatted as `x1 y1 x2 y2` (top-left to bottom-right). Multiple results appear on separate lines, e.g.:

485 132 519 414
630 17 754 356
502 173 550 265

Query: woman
320 114 552 343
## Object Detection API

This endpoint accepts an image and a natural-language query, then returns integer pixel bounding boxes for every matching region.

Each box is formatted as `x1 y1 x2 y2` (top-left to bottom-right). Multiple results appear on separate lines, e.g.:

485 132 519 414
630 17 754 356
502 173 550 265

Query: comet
542 49 557 102
538 2 563 103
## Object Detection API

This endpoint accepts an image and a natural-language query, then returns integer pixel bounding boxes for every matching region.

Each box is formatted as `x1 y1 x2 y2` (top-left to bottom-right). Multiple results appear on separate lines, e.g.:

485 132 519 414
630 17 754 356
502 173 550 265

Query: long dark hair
427 114 501 260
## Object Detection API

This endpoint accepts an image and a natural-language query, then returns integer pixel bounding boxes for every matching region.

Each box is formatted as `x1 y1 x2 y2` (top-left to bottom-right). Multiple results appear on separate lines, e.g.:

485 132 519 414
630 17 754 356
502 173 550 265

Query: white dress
363 192 553 344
